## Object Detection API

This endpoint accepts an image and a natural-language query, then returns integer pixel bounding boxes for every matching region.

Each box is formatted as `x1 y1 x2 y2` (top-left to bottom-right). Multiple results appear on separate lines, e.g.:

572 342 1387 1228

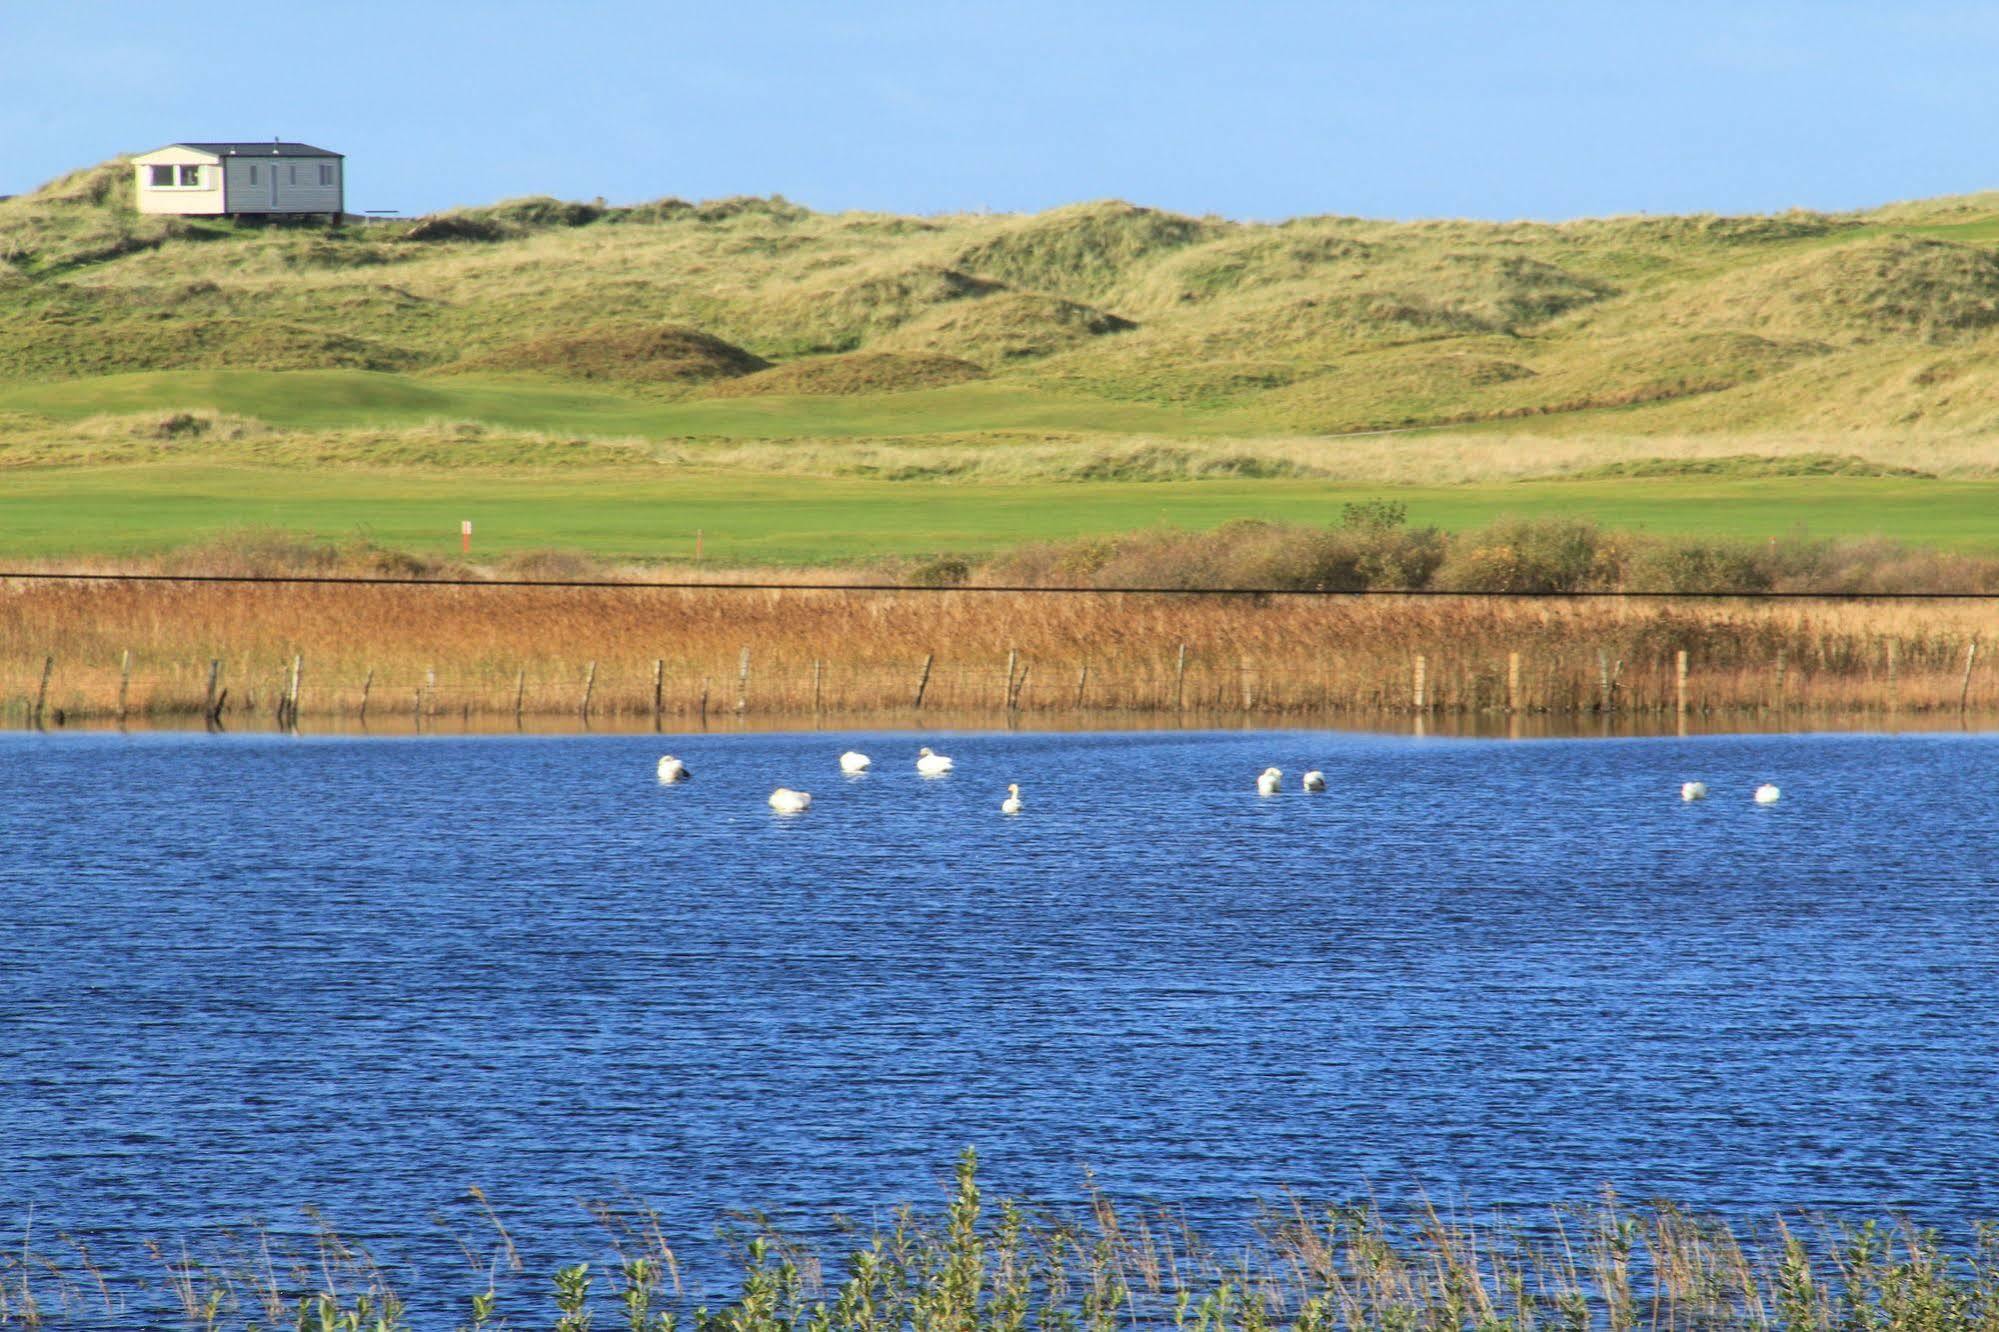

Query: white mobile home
131 141 344 219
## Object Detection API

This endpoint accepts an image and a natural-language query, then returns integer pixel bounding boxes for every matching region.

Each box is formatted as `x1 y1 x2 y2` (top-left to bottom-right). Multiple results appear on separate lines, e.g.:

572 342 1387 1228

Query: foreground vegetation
8 1152 1999 1330
3 521 1993 727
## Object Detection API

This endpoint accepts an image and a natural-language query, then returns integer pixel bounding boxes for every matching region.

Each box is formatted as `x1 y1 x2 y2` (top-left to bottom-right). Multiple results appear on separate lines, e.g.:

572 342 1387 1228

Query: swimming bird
656 756 689 783
1681 781 1708 801
917 746 954 775
840 750 872 773
1302 770 1326 792
768 787 812 813
1002 783 1023 815
1256 767 1282 796
1754 783 1782 804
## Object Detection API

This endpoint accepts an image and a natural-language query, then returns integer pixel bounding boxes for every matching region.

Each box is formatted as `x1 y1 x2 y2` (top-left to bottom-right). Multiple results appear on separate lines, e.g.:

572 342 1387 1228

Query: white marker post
461 519 472 556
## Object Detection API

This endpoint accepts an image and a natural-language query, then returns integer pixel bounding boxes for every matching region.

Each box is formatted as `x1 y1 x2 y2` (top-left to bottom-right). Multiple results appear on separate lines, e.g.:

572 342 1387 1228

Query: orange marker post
461 519 472 556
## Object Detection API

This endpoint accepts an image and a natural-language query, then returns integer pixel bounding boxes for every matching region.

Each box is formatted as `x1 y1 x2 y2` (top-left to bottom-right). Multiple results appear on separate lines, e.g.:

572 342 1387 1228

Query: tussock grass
703 351 986 397
12 410 1999 488
442 323 770 384
12 156 1999 434
872 291 1137 366
7 1151 1999 1331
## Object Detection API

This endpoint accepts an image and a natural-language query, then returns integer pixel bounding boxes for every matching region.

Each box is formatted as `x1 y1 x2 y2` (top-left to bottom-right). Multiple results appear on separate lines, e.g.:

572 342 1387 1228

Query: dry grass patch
703 351 985 397
440 322 768 383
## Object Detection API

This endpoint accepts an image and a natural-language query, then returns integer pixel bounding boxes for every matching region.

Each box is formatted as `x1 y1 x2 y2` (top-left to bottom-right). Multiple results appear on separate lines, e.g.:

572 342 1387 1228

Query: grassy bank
13 463 1999 564
4 571 1992 727
6 1152 1999 1330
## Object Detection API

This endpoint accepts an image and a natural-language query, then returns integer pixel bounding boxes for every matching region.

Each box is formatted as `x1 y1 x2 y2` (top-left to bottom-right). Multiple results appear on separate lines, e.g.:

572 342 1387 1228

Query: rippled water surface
3 728 1996 1311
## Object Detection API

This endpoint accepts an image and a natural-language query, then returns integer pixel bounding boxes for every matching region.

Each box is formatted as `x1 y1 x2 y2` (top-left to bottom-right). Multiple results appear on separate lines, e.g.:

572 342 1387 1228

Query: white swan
768 787 812 813
1002 783 1023 815
1302 770 1326 792
656 756 689 783
1754 783 1782 805
916 746 954 775
1681 781 1708 801
1256 767 1282 796
840 750 872 773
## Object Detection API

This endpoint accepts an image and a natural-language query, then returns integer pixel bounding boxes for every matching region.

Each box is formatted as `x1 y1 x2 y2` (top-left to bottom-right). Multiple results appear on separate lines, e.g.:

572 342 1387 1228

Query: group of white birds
655 746 1026 816
655 750 1784 814
1682 780 1784 804
1255 767 1327 795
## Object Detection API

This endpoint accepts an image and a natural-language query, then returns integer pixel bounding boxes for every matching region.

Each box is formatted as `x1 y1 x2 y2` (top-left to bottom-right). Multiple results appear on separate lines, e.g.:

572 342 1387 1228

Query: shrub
1433 518 1621 593
909 556 971 587
1625 541 1774 593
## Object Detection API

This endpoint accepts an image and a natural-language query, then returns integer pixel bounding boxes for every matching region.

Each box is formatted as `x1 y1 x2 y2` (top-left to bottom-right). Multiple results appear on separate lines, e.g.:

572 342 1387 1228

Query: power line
1 570 1996 599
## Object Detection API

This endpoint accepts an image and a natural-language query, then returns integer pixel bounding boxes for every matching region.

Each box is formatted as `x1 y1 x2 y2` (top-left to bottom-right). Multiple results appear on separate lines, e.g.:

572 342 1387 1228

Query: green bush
1434 518 1621 593
1624 541 1774 593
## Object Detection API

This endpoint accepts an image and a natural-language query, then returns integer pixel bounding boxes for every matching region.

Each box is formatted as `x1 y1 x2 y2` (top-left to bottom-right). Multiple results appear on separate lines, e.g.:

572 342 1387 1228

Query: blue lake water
2 727 1997 1320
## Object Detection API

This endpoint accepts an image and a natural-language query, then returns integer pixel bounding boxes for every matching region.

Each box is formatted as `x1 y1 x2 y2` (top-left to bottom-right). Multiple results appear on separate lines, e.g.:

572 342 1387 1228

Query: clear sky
3 1 1994 220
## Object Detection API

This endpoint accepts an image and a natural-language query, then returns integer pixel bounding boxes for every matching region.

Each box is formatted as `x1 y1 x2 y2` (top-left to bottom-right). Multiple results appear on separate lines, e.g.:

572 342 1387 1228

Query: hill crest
5 159 1999 431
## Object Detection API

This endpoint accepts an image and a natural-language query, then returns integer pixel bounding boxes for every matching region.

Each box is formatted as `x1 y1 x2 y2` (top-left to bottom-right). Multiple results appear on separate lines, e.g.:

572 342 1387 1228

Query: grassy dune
6 162 1999 566
8 161 1999 433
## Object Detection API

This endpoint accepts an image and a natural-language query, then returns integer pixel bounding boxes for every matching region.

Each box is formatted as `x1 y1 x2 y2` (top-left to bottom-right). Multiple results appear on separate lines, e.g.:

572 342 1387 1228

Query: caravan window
178 165 201 186
149 165 174 187
319 164 334 186
248 165 259 184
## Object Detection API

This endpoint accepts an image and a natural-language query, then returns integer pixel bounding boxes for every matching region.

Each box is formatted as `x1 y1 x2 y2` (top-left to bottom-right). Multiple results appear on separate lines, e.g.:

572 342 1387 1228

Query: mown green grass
5 460 1995 563
0 369 1233 438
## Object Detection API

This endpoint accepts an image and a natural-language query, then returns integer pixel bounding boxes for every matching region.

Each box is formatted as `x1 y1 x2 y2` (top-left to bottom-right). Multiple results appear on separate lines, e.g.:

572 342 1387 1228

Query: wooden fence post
1960 639 1980 714
580 660 597 721
359 667 375 722
32 654 53 726
1773 647 1787 712
1675 649 1689 717
699 676 710 724
812 659 824 715
1011 666 1030 712
1413 653 1426 713
735 646 750 715
285 653 303 727
1175 643 1188 713
652 659 665 730
1596 649 1611 714
1885 637 1899 710
117 649 132 722
203 659 222 724
1004 648 1019 711
1506 651 1521 714
1075 661 1090 709
912 652 934 710
1239 656 1253 711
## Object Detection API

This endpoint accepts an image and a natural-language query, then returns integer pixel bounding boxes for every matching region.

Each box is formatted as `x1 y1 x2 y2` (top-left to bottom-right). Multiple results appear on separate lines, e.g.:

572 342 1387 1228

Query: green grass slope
6 160 1999 436
7 163 1999 565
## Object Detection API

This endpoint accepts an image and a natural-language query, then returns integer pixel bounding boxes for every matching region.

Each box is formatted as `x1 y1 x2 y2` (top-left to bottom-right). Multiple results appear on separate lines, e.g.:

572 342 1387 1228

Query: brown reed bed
1 574 1994 729
4 1152 1999 1330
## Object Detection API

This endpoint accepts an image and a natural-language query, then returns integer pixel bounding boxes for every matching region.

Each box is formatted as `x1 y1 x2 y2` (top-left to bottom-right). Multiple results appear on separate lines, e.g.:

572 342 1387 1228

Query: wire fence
4 638 1990 729
7 569 1999 599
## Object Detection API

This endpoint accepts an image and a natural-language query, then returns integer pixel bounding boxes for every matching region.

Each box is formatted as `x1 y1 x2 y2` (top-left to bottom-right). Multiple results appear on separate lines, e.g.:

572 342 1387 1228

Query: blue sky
3 1 1994 220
